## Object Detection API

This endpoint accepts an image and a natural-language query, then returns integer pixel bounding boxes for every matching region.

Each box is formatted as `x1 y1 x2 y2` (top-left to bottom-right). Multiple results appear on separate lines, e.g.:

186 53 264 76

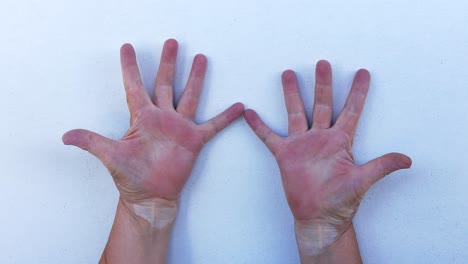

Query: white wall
1 0 467 263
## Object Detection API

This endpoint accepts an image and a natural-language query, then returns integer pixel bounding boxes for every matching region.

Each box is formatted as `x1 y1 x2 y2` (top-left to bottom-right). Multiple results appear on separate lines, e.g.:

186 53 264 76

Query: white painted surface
1 0 467 263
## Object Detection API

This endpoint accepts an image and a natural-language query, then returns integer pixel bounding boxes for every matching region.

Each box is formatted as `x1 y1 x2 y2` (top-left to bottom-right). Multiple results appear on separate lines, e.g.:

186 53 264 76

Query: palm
277 129 360 230
106 108 205 201
245 61 411 239
63 39 243 203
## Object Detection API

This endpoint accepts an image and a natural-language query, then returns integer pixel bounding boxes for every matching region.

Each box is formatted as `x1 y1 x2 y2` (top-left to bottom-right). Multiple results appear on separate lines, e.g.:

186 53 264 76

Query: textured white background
1 0 467 263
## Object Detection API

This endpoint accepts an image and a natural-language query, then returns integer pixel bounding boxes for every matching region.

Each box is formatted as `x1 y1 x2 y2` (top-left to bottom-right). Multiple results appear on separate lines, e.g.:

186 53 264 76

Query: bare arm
244 61 411 263
98 198 177 264
63 39 244 264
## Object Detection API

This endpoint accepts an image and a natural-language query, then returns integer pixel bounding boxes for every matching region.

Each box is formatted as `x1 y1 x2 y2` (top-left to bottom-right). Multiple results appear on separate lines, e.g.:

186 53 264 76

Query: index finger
120 44 152 115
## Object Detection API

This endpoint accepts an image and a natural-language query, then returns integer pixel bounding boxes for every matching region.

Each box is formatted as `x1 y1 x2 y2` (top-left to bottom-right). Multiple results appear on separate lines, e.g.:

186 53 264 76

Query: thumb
62 129 116 161
356 152 412 188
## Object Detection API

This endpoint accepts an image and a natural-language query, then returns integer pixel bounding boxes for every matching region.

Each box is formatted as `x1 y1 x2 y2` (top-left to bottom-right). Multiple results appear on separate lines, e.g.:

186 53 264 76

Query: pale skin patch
295 221 341 256
122 196 179 230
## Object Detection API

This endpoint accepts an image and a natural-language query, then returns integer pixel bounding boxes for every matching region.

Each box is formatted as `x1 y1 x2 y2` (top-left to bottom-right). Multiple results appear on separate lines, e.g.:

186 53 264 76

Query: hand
63 39 244 216
244 61 411 256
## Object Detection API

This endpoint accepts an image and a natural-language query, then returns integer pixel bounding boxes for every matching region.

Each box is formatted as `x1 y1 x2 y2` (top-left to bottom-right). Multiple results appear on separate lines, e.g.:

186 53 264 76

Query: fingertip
356 68 371 82
121 43 133 50
315 60 332 83
387 152 412 170
357 68 370 74
62 129 81 146
233 102 245 111
282 69 296 81
120 43 135 56
161 39 179 62
165 38 178 44
407 157 413 168
120 44 137 66
244 108 256 119
190 54 208 77
400 154 412 168
62 131 72 145
229 102 245 119
194 54 207 64
243 108 260 131
316 60 331 72
192 54 208 72
164 38 179 51
212 103 245 124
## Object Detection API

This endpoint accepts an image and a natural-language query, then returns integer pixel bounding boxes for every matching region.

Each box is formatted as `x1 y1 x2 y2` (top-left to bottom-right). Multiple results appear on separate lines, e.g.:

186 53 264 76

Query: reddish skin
63 39 244 263
244 61 411 263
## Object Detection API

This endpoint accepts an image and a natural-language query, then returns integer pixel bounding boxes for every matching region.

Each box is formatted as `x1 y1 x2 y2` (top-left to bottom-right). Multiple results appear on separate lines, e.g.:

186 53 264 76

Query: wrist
294 219 349 256
100 197 178 264
119 196 179 231
295 221 362 264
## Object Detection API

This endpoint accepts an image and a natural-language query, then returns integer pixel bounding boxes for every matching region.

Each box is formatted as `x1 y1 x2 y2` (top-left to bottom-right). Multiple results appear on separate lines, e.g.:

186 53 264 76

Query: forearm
99 197 178 264
295 222 362 264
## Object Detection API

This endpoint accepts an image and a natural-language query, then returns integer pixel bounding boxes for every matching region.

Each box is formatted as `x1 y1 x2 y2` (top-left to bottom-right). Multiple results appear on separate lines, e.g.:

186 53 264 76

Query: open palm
63 39 243 204
245 61 411 250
